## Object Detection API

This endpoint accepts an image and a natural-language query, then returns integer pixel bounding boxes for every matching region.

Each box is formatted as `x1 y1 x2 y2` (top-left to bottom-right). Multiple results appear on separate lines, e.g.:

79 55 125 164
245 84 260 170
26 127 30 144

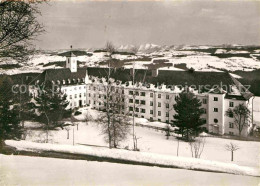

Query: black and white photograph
0 0 260 185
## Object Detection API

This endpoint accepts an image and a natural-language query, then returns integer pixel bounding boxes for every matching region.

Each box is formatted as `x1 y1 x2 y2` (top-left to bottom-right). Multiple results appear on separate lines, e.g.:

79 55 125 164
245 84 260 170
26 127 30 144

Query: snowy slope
5 140 259 177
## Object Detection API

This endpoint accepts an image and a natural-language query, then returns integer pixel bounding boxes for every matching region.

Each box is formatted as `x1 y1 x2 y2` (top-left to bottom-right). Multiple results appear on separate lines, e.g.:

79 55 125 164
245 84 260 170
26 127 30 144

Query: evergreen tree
0 76 23 147
0 100 22 146
33 84 71 142
173 91 204 141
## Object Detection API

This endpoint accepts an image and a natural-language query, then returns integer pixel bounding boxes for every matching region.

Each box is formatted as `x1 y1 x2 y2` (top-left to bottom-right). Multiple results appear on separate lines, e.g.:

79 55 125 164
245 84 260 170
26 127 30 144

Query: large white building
30 53 255 137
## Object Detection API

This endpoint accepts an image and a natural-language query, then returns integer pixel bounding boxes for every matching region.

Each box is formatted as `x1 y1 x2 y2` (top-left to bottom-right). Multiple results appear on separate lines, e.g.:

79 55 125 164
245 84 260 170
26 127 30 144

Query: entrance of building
212 125 219 134
79 100 82 107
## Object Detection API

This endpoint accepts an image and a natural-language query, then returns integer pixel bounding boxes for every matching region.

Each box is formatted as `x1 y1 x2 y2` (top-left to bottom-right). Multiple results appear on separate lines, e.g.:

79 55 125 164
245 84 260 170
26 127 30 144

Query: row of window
69 100 86 107
63 86 86 92
69 93 86 99
214 97 234 107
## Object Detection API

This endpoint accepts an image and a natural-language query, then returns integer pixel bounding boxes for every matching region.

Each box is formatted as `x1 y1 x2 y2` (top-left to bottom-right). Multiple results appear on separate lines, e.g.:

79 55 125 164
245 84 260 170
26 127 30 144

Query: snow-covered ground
5 140 259 176
1 45 260 75
1 155 259 186
16 108 260 171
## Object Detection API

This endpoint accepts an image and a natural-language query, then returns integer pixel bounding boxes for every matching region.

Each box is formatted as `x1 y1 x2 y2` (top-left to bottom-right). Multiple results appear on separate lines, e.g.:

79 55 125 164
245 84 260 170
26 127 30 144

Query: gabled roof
229 74 254 100
33 68 88 85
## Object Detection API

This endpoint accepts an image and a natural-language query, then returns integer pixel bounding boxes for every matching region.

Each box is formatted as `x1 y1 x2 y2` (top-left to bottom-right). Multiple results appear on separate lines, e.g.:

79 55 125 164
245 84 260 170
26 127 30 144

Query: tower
66 45 77 72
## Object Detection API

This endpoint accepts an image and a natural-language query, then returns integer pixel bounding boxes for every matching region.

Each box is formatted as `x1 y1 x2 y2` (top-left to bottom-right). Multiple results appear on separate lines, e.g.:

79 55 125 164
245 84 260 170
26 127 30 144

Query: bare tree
0 1 44 63
127 47 147 151
226 103 251 136
189 136 205 158
106 41 115 56
131 45 139 55
95 42 131 148
97 83 130 148
225 142 239 161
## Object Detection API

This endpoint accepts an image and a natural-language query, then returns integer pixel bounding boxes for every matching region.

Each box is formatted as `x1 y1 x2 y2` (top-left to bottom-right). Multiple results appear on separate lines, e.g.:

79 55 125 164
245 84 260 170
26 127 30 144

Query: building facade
30 55 254 137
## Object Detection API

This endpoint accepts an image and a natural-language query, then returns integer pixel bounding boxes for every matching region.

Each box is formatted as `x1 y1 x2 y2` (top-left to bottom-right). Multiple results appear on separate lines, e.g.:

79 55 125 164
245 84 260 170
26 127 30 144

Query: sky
35 0 260 50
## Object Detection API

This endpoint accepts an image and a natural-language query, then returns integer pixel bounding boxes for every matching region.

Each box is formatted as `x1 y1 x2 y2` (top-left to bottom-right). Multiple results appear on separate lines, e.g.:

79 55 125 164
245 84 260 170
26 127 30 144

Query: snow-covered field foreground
5 140 259 177
0 154 259 186
22 115 260 169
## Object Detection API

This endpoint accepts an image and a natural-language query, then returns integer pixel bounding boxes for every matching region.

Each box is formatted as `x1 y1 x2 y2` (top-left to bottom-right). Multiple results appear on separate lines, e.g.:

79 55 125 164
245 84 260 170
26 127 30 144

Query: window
229 131 234 135
141 100 146 105
135 100 139 104
89 93 91 97
158 94 161 98
141 92 145 96
229 101 234 107
79 93 82 98
84 93 86 97
135 91 139 96
166 103 169 108
70 95 72 99
158 102 161 107
214 118 218 123
135 108 139 112
129 107 133 111
150 101 153 106
158 111 161 116
129 99 133 103
150 110 153 114
214 108 218 112
75 94 77 98
141 109 145 113
214 97 218 101
166 112 169 117
129 91 133 95
166 95 169 99
203 98 207 104
202 119 207 124
229 122 234 128
229 112 234 118
203 108 207 114
150 93 153 98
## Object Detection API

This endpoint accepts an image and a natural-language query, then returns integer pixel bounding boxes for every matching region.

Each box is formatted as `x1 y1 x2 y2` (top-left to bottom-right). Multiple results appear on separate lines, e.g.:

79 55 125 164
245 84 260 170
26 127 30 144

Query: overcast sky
35 0 260 50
